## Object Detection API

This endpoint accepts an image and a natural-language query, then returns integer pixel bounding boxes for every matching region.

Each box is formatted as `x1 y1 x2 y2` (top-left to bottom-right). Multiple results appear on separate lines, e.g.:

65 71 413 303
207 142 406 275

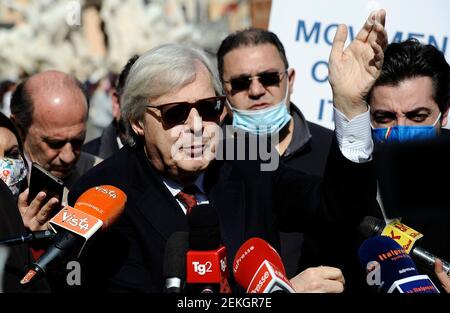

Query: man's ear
287 68 296 95
441 106 449 127
111 91 121 121
130 118 145 136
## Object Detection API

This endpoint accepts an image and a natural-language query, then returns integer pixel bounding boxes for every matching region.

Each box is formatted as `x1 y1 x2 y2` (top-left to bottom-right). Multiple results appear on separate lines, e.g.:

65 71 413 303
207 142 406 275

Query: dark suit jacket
63 151 102 189
68 138 377 292
375 129 450 283
279 105 334 278
82 122 120 160
221 106 335 278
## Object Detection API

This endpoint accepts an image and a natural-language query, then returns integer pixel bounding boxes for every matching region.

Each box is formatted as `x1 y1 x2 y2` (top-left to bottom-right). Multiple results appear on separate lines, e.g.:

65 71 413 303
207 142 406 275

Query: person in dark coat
68 11 387 292
83 55 139 159
0 112 50 292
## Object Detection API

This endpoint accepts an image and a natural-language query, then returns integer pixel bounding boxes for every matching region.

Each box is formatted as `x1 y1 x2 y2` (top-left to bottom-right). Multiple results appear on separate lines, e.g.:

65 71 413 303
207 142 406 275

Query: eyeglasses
146 96 225 128
223 70 287 92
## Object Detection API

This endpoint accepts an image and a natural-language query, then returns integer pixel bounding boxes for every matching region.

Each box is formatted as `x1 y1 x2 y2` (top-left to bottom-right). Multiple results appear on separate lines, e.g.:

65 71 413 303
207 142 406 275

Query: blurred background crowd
0 0 271 142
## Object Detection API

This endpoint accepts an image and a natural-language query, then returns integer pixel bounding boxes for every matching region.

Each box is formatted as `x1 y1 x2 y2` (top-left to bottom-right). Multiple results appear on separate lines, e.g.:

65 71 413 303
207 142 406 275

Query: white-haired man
68 10 387 293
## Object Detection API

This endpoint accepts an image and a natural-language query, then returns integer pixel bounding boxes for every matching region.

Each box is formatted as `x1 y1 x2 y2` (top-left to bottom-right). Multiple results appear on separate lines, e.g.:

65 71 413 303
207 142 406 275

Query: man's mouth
250 103 270 110
187 145 205 156
183 145 206 158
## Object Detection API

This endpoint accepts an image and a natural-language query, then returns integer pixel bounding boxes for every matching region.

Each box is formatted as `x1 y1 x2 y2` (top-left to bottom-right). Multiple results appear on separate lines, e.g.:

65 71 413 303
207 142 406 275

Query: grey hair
121 43 223 146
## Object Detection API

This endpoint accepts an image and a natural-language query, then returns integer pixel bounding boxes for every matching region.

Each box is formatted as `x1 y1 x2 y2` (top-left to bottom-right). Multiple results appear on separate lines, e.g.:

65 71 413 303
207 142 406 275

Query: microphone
0 230 55 246
185 204 229 294
163 231 188 293
20 185 126 284
358 235 439 293
233 237 295 293
0 246 9 293
359 216 450 275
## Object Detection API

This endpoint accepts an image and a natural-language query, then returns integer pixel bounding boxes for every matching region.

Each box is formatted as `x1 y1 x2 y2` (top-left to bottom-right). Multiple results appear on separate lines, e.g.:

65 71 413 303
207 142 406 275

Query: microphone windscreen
73 185 127 228
188 204 220 250
358 216 385 238
358 235 419 292
233 237 286 290
164 232 188 279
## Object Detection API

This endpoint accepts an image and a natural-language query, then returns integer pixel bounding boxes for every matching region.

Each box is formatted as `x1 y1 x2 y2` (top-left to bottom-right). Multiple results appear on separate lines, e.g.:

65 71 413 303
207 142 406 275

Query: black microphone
188 204 221 251
163 231 188 293
0 230 55 246
185 204 229 294
359 216 450 275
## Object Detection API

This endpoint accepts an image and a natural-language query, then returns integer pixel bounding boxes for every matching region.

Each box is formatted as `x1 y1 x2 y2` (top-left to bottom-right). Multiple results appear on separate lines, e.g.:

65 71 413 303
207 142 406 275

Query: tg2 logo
192 261 212 275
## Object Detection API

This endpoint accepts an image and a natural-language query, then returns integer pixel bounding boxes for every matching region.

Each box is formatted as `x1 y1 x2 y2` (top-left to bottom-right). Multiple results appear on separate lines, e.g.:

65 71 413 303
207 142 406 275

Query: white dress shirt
334 106 373 163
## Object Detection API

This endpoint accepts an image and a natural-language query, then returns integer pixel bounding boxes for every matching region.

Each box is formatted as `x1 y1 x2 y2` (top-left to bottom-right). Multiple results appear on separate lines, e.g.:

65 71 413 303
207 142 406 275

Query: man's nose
248 78 266 98
59 143 76 165
396 116 407 126
186 108 203 136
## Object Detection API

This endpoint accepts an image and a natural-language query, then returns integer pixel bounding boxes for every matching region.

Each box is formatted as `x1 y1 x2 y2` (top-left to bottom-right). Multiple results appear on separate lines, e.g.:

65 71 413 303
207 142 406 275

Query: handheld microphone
0 246 9 293
0 230 55 246
163 231 188 293
185 204 229 294
233 237 295 293
20 185 126 284
358 235 439 293
359 216 450 275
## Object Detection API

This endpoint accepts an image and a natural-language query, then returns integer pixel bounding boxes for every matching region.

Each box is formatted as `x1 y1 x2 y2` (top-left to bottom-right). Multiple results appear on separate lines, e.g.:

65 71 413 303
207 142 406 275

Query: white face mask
229 83 291 135
0 157 27 197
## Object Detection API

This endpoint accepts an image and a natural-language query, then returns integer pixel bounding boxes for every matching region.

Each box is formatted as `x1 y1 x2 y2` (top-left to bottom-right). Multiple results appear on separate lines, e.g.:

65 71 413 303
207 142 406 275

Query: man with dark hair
217 28 347 279
83 55 139 159
217 28 333 176
369 39 450 143
367 39 450 292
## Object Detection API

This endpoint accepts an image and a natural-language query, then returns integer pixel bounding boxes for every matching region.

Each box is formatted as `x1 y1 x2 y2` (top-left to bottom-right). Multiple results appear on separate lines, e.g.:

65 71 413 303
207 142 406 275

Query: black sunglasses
146 96 225 128
224 70 287 92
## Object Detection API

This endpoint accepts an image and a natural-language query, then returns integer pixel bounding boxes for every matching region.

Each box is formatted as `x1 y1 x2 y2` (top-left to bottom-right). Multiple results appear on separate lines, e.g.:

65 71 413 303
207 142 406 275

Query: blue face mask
230 84 291 135
372 113 441 143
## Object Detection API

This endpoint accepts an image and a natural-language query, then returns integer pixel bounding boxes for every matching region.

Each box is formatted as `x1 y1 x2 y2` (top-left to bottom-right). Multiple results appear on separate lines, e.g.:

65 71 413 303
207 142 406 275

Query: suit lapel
135 183 188 240
132 150 247 247
99 123 120 159
134 149 188 240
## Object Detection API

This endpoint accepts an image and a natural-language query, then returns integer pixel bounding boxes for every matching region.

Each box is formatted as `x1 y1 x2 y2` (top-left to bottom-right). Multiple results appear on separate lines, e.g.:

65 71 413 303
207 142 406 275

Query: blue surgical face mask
229 83 291 135
372 113 441 144
0 157 27 197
